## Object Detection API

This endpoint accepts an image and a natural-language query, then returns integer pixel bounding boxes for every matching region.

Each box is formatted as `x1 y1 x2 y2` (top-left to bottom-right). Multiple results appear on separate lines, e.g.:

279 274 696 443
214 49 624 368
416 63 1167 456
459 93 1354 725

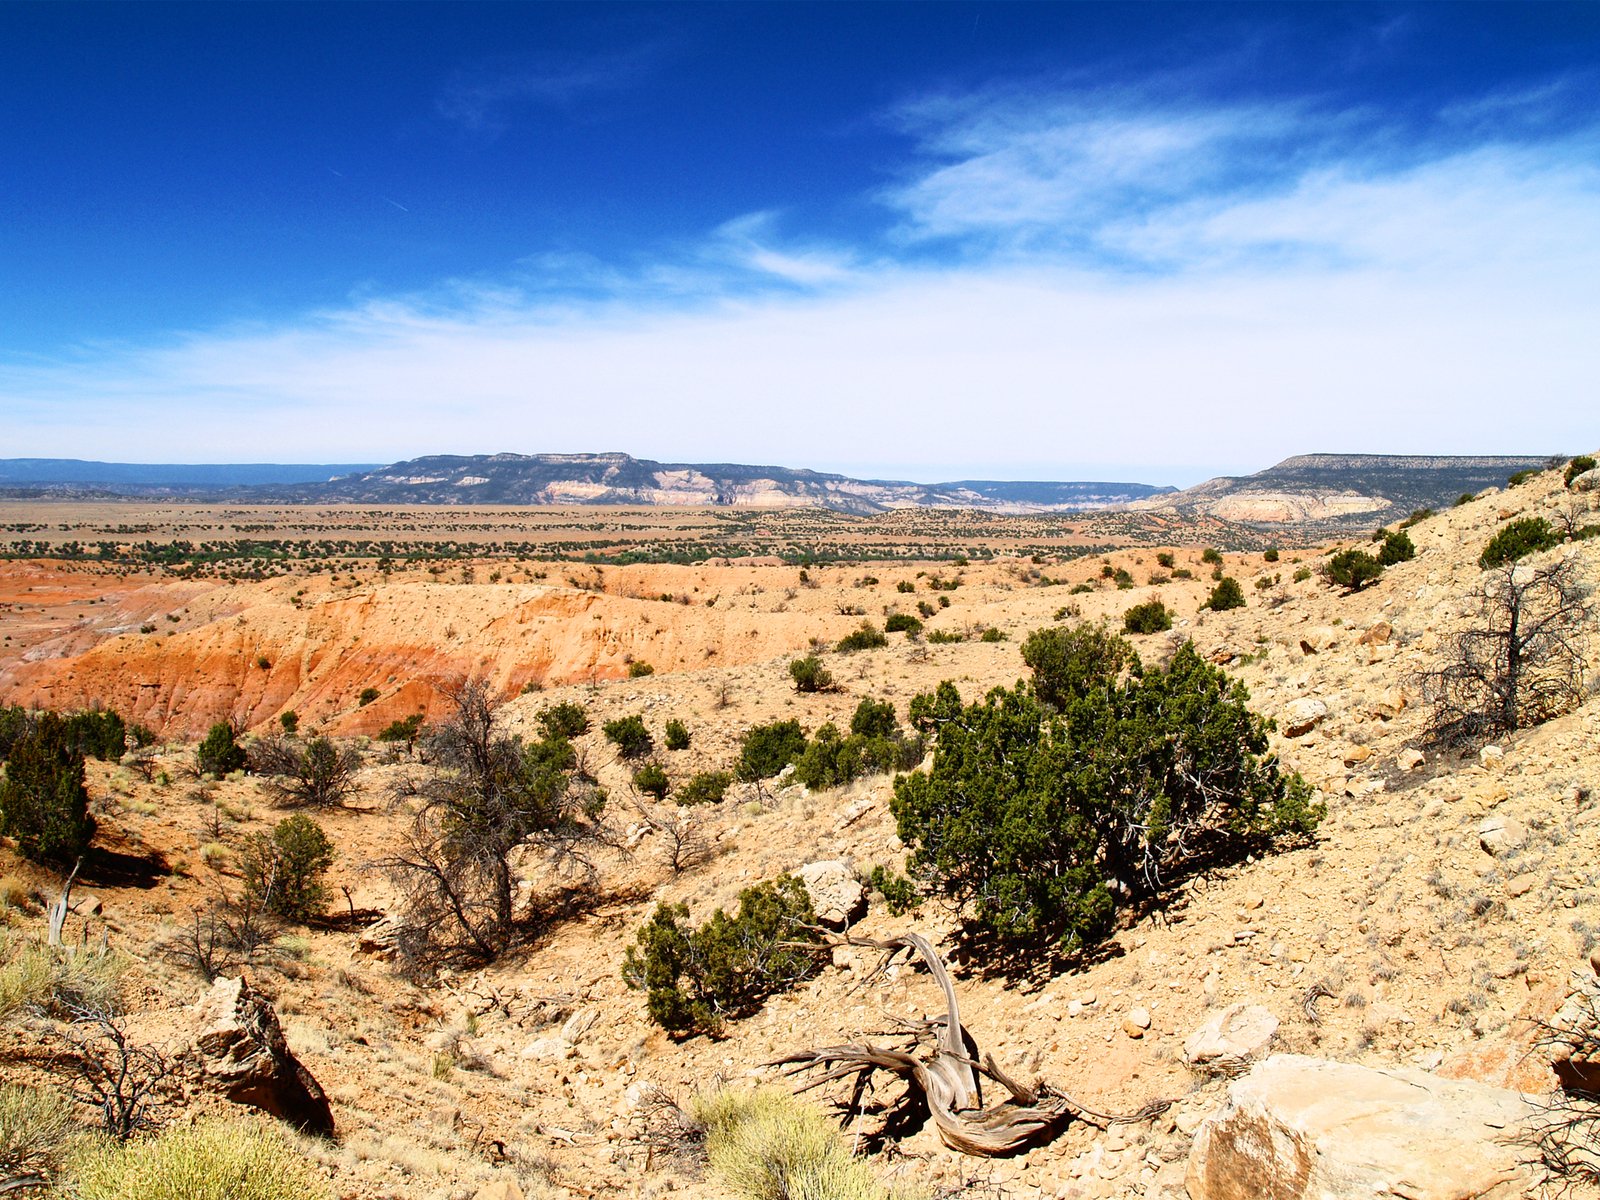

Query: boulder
192 976 334 1136
1186 1055 1532 1200
1358 621 1394 646
797 860 865 927
1281 698 1328 738
1183 1004 1279 1074
1398 748 1426 771
356 913 400 959
1570 468 1600 493
1478 815 1527 857
1545 960 1600 1093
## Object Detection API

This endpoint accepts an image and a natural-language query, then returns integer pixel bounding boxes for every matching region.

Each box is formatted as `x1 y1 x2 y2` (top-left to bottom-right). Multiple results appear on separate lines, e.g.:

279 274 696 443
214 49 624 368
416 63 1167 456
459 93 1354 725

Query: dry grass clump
0 1083 80 1181
67 1116 331 1200
0 932 124 1023
691 1088 922 1200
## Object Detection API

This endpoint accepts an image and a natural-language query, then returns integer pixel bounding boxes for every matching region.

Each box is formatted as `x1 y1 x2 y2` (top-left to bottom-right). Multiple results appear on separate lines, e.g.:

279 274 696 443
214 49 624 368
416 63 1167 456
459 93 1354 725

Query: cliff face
0 563 875 737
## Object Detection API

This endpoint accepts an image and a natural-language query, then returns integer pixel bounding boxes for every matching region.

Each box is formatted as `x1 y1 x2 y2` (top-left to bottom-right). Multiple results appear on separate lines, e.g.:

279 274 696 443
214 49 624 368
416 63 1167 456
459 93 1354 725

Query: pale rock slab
1183 1004 1279 1073
797 859 865 927
1281 699 1329 739
1186 1054 1532 1200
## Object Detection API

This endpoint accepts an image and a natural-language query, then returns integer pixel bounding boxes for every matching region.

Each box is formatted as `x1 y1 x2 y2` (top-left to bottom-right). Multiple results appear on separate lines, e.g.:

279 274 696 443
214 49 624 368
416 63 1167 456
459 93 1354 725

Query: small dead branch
774 931 1170 1157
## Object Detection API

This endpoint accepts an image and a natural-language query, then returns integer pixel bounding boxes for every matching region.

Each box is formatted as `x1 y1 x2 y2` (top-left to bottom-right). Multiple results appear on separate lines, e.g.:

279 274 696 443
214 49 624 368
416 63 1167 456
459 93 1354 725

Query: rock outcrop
797 860 865 927
1182 1004 1279 1075
1186 1055 1532 1200
192 975 335 1136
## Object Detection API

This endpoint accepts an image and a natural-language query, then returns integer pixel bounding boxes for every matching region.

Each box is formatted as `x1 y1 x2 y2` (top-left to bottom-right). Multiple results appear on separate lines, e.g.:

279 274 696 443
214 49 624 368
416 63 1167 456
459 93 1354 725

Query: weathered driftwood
772 932 1168 1157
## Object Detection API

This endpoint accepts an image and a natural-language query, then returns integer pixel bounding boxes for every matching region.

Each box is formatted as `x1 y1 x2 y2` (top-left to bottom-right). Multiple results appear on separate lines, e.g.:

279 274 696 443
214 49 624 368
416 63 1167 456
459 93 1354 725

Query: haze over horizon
2 2 1597 481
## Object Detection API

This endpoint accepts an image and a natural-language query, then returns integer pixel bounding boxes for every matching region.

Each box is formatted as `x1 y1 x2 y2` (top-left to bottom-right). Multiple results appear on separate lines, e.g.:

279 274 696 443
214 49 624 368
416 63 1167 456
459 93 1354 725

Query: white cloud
4 83 1598 478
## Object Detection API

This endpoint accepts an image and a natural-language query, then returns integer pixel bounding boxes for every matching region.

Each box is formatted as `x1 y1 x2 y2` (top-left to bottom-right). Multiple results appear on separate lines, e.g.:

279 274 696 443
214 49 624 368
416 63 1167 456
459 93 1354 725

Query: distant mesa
0 449 1561 523
0 452 1171 515
1127 453 1557 526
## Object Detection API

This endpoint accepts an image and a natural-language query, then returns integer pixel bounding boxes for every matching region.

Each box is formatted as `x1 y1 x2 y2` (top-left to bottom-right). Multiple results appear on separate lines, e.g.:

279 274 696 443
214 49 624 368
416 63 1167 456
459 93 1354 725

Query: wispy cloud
5 71 1598 477
436 44 665 136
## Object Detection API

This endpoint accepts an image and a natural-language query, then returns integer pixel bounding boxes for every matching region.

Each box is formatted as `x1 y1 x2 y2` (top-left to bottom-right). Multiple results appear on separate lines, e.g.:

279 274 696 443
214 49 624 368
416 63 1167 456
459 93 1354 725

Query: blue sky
2 2 1597 484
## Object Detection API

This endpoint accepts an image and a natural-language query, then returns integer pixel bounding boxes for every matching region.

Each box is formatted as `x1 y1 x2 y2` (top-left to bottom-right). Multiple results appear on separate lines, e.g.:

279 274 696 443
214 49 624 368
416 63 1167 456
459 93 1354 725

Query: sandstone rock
797 859 864 927
1342 745 1372 767
1398 748 1426 771
1479 745 1505 770
561 1007 600 1045
521 1036 577 1062
472 1180 526 1200
1186 1054 1532 1200
1478 815 1526 857
1370 685 1408 719
357 913 400 959
1281 698 1328 738
1183 1004 1279 1073
1545 962 1600 1093
1358 621 1394 646
1570 467 1600 492
1123 1007 1152 1038
192 976 334 1136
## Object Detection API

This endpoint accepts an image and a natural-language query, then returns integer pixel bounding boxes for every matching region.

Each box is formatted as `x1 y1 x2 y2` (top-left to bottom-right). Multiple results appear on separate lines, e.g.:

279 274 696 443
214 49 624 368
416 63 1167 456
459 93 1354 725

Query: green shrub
892 642 1320 952
1203 577 1246 611
254 735 360 808
278 711 299 735
1201 547 1223 565
867 865 920 917
1169 567 1193 580
537 701 589 740
788 656 835 694
196 722 245 777
737 720 807 782
1293 566 1313 582
692 1088 908 1200
1479 517 1560 569
1507 468 1541 487
836 623 888 653
896 581 915 593
1262 547 1280 562
0 713 96 864
926 629 964 644
68 1116 331 1200
884 612 922 635
792 724 923 792
1565 455 1597 486
1400 508 1434 528
664 719 690 751
242 814 334 922
1111 567 1134 590
1155 551 1175 569
622 876 822 1036
62 709 126 761
357 687 380 706
916 600 935 618
1326 550 1383 592
677 771 733 806
979 626 1007 642
376 712 425 749
1122 600 1172 634
628 661 655 678
1377 529 1415 566
603 715 653 759
1455 492 1476 506
1021 623 1135 710
633 763 670 801
850 698 896 739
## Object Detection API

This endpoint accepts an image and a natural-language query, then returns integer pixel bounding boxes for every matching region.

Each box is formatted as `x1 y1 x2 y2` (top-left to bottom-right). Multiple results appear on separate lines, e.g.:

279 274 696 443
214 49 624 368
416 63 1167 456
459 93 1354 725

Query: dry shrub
691 1088 921 1200
0 1083 80 1181
68 1116 330 1200
0 934 125 1024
